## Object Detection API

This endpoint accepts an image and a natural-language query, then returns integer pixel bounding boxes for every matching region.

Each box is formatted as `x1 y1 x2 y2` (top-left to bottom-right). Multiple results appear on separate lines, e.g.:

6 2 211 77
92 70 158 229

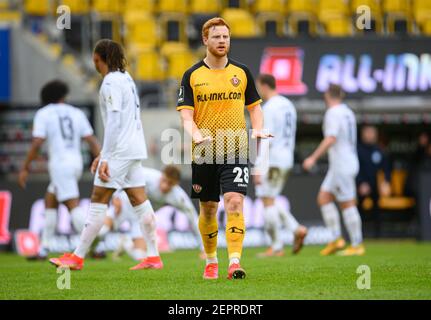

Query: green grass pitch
1 240 430 300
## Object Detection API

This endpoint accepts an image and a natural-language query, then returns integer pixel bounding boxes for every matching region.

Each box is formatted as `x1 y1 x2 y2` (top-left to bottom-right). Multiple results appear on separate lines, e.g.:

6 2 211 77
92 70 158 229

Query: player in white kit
19 80 101 259
303 84 365 256
254 74 307 257
50 39 163 270
96 165 203 260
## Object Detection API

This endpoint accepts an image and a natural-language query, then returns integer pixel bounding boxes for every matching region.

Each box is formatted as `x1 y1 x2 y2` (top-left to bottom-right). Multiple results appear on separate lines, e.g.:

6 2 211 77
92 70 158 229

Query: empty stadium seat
123 11 159 49
286 0 317 36
0 0 9 10
123 0 155 13
92 0 122 14
224 0 248 10
351 0 381 14
423 19 431 35
24 0 51 16
252 0 284 14
383 0 412 33
190 0 222 14
351 0 383 33
377 169 416 210
256 12 285 37
383 0 411 15
135 50 165 81
60 0 90 15
158 0 187 14
413 0 431 32
318 0 350 24
286 0 315 14
160 42 189 58
159 13 188 43
222 8 259 37
166 50 197 80
324 16 353 36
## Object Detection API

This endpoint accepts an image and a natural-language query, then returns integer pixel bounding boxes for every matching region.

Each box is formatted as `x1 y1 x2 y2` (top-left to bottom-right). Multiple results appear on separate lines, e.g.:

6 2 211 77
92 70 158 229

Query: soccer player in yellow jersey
177 17 272 280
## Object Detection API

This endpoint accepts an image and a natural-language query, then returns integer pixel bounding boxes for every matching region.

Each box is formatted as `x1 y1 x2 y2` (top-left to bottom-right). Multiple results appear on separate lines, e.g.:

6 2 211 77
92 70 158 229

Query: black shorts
191 160 249 202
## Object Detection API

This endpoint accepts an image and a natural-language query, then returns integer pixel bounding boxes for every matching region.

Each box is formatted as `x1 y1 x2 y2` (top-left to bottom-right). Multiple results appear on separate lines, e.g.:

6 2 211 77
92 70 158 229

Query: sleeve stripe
176 105 194 111
246 99 262 110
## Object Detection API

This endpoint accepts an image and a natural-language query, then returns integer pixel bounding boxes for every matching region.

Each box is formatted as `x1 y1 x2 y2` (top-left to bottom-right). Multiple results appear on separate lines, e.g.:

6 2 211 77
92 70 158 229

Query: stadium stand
10 1 430 86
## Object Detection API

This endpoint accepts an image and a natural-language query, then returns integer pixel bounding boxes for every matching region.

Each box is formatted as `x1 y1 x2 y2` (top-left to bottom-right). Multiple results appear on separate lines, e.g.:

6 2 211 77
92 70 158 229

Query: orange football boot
49 253 84 270
203 263 218 280
227 263 246 280
129 256 163 270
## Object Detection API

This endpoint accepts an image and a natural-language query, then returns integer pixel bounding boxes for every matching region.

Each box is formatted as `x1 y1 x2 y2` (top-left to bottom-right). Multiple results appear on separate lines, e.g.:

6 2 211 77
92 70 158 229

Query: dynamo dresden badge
193 184 203 194
230 75 241 87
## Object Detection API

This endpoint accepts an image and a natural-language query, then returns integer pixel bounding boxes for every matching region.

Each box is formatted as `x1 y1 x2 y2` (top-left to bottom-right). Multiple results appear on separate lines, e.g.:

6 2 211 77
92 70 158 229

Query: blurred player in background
254 74 307 257
18 80 101 260
303 84 365 256
96 165 203 260
50 39 162 270
177 17 272 280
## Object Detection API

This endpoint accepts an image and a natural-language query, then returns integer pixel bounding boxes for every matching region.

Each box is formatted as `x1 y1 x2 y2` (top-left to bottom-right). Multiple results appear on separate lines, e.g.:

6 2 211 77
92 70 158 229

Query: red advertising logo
260 47 308 95
0 191 11 244
14 230 40 257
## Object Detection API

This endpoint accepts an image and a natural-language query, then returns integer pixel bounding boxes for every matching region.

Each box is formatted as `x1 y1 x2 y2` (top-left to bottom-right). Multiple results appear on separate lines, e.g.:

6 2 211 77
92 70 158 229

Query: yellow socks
198 211 218 260
226 212 245 261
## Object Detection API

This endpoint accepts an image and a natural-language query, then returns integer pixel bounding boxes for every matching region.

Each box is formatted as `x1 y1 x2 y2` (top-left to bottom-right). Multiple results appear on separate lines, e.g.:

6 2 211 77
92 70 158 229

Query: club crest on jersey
230 75 241 87
193 184 202 194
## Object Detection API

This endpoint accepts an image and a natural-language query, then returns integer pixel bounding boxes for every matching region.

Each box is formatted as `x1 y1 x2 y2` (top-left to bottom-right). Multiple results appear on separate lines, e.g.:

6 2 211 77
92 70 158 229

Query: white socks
133 200 159 257
276 203 300 233
342 206 363 246
229 257 240 266
264 205 283 252
207 256 218 265
74 203 107 258
40 208 57 254
70 206 86 233
321 202 341 241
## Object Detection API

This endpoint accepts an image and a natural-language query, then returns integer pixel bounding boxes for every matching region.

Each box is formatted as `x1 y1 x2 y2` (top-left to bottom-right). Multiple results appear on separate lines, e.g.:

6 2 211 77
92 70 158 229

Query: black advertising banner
231 37 431 99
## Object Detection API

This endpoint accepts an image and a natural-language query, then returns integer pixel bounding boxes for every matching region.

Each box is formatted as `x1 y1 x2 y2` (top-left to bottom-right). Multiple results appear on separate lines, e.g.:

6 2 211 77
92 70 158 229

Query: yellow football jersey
177 59 262 163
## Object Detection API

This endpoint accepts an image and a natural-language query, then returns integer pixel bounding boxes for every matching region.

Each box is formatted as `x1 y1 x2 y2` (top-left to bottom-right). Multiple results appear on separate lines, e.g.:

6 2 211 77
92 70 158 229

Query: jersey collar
202 58 230 70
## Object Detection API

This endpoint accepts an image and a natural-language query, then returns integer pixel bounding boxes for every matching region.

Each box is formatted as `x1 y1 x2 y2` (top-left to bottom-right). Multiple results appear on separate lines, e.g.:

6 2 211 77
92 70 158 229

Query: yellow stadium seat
383 0 410 15
423 19 431 35
253 0 284 14
160 42 189 58
286 0 315 15
124 11 159 50
92 0 122 14
224 0 249 10
351 0 381 15
24 0 51 16
167 50 197 80
60 0 90 14
160 13 188 43
123 0 155 13
222 8 259 37
413 0 431 25
256 12 285 36
190 0 222 14
135 50 165 81
286 0 317 35
0 0 9 10
318 0 350 24
377 169 415 211
158 0 187 14
324 16 353 36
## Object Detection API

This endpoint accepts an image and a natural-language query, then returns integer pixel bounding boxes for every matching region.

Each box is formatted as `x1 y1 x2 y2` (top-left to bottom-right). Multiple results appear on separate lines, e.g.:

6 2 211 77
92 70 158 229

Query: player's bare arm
83 135 102 173
18 137 45 188
180 109 212 145
303 136 337 171
249 104 273 139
